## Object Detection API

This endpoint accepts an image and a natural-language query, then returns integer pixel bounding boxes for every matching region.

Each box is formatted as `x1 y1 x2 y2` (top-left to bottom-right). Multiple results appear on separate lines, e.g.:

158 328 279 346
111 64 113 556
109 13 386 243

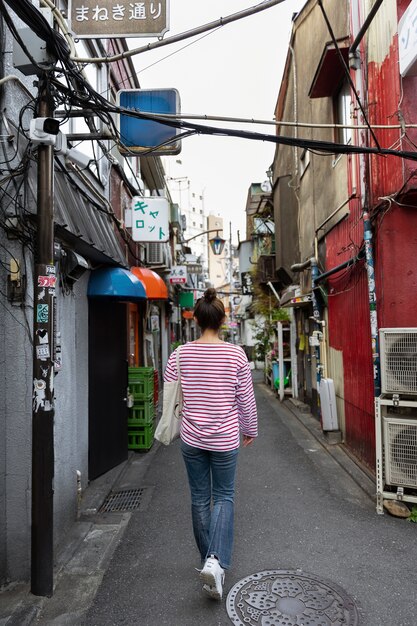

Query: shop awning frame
87 267 147 301
130 266 168 300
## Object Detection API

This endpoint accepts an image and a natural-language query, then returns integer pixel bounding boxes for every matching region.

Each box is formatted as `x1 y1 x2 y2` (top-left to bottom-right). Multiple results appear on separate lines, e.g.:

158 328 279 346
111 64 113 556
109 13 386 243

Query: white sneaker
200 556 225 600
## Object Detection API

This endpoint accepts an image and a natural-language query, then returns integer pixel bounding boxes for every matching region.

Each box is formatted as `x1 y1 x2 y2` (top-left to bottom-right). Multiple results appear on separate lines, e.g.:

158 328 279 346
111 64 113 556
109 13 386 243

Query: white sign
131 197 169 242
169 266 187 284
399 0 417 76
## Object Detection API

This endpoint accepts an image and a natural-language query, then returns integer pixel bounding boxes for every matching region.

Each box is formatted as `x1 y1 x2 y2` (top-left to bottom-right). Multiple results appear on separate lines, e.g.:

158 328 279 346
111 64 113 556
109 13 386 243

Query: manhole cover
100 488 147 512
226 570 359 626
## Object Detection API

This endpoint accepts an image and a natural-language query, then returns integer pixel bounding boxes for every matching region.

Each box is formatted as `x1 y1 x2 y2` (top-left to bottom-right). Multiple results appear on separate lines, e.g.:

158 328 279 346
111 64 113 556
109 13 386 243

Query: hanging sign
131 196 169 242
69 0 169 39
117 88 181 155
169 266 187 284
241 271 254 295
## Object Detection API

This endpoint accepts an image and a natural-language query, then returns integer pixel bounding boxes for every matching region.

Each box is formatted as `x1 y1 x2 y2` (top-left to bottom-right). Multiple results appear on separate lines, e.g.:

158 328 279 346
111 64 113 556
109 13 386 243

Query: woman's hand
242 435 255 447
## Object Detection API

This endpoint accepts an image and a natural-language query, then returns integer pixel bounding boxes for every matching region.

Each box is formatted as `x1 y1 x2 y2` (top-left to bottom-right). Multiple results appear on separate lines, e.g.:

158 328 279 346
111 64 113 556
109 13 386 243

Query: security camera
65 147 91 170
29 117 60 146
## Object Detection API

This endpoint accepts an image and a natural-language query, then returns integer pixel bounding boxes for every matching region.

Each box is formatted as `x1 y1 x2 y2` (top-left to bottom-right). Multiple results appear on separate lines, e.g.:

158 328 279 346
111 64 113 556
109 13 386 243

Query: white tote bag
154 347 183 446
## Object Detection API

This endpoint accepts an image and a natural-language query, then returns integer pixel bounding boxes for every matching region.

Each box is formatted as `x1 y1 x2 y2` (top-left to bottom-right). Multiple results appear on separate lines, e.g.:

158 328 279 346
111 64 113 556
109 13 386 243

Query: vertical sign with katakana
69 0 168 38
241 272 254 295
131 196 169 242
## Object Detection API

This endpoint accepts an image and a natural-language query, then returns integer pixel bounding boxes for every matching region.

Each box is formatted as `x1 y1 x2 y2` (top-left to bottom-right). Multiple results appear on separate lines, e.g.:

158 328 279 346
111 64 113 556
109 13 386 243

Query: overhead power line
68 0 289 63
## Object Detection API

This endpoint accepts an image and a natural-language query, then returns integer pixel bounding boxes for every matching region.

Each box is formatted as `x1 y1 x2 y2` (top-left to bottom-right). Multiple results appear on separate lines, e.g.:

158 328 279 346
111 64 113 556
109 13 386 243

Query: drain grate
226 570 359 626
99 488 147 513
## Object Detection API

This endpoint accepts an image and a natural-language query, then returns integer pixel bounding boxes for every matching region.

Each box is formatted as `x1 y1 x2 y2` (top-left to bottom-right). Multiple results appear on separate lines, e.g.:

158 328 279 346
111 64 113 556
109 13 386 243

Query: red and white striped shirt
164 342 258 451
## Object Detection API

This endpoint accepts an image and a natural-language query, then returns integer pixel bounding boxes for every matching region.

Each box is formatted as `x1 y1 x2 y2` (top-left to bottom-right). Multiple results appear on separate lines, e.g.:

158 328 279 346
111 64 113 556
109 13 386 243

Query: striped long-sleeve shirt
163 342 258 451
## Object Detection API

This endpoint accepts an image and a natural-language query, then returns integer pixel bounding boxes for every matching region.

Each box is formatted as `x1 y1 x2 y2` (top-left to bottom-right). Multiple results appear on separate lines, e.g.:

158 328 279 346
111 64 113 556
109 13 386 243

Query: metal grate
380 329 417 395
99 488 146 513
383 417 417 488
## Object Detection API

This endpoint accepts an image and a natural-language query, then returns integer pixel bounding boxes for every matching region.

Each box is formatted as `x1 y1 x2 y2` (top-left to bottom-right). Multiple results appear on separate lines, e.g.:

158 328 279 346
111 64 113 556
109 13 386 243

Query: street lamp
209 233 226 256
183 229 226 256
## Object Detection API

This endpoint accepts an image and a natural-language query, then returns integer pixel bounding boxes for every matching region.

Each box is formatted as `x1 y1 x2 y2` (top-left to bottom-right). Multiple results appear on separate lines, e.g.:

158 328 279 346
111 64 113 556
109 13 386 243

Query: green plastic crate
129 379 154 402
128 402 154 427
128 367 154 381
128 425 154 451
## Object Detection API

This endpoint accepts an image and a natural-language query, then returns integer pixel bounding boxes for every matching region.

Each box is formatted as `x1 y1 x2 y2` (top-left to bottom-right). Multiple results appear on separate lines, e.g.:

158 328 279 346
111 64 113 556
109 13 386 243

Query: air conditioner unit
383 415 417 488
380 328 417 395
145 242 165 266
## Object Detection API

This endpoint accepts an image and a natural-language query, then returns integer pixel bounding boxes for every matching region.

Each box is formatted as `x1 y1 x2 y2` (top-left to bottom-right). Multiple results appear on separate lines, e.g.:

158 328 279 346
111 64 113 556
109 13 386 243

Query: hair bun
204 288 217 303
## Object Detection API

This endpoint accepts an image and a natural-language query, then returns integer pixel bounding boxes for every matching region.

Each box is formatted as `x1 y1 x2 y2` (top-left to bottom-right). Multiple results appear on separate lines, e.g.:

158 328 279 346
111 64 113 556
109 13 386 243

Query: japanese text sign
131 196 169 242
69 0 169 38
241 271 254 295
169 266 187 284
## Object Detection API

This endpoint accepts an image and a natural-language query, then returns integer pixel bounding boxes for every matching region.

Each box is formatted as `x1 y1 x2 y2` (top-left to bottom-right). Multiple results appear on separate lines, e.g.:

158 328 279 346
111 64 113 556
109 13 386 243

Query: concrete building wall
53 274 89 547
1 245 34 583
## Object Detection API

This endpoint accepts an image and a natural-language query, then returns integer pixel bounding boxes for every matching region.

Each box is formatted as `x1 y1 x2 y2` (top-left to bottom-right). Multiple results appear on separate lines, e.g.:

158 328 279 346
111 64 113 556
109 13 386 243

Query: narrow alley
8 376 415 626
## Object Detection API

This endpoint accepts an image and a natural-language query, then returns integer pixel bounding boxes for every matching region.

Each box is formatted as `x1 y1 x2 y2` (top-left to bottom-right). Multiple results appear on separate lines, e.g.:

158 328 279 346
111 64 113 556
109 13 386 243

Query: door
89 299 128 480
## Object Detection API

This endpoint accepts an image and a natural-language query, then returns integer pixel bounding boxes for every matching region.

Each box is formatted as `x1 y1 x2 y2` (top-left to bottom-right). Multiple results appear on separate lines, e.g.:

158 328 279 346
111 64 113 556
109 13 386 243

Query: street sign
169 266 187 284
117 88 181 155
131 197 169 242
69 0 169 39
241 271 254 295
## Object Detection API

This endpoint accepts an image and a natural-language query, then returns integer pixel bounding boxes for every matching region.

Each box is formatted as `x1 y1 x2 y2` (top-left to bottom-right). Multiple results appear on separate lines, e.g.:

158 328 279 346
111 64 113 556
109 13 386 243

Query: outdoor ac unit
145 242 165 266
380 328 417 395
383 416 417 488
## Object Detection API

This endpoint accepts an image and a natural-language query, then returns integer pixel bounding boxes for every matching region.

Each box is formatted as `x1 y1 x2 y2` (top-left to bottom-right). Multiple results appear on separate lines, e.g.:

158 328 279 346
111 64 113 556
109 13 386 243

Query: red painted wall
326 198 375 469
326 0 417 469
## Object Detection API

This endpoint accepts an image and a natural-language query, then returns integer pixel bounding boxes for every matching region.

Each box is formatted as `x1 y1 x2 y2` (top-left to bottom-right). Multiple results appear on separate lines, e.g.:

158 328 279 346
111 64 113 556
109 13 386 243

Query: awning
88 267 146 301
130 266 168 299
280 286 313 308
309 41 349 99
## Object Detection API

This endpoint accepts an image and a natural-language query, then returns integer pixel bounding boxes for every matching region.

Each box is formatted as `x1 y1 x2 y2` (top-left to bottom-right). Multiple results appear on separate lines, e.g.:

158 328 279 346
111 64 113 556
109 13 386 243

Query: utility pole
31 77 55 597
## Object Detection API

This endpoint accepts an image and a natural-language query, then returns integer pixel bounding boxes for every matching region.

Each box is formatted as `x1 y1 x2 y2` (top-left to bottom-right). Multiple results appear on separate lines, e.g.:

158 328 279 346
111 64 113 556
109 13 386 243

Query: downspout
363 211 381 397
351 1 381 399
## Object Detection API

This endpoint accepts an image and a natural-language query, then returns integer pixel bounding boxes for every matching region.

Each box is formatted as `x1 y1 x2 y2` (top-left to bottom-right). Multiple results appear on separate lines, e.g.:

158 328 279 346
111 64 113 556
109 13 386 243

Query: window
334 80 352 145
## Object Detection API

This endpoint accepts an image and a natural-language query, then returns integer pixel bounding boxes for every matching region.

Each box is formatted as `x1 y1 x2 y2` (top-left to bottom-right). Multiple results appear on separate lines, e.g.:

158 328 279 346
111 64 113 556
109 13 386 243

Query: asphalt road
77 381 417 626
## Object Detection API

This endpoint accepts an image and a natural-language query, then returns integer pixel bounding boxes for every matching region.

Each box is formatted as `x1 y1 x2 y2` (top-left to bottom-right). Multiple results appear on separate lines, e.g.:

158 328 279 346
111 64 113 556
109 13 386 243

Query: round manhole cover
226 569 359 626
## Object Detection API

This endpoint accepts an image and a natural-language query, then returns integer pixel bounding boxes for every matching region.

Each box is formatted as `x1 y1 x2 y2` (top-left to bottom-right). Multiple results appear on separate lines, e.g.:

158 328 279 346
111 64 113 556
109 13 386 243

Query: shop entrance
88 299 128 479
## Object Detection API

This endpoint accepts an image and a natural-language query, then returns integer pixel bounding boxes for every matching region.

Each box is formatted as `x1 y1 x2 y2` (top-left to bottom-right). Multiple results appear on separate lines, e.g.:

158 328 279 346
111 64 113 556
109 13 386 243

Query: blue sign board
117 88 181 155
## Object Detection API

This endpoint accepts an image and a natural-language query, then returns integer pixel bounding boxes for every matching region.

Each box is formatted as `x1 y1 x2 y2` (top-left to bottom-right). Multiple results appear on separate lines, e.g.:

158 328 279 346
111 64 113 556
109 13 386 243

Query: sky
130 0 305 244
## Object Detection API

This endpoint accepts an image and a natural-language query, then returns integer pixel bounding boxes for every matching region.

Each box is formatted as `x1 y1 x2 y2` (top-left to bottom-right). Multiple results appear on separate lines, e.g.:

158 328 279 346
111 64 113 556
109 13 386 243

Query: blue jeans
181 441 239 570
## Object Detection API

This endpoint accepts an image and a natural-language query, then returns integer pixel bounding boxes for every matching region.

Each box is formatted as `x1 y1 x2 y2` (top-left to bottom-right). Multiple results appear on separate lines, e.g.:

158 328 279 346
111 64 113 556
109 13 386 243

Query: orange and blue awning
88 267 146 301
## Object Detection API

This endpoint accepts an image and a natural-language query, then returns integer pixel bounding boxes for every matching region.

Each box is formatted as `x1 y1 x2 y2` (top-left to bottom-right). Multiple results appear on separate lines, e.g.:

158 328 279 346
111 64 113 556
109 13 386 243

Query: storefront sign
241 271 254 295
69 0 169 38
131 196 169 242
185 263 203 274
169 266 187 284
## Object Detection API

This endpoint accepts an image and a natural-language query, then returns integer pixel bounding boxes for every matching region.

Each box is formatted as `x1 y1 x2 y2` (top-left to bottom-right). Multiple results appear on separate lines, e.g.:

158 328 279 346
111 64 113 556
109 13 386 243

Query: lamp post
183 229 226 256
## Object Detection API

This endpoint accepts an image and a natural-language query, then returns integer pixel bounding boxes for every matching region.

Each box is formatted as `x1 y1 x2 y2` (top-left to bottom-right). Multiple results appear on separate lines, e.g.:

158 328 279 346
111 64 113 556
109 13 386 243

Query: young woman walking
164 288 258 600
